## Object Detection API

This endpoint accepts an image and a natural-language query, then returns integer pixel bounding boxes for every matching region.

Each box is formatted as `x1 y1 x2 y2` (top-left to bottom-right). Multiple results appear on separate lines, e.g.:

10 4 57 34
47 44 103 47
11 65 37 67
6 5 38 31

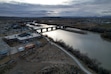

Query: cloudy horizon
0 0 111 17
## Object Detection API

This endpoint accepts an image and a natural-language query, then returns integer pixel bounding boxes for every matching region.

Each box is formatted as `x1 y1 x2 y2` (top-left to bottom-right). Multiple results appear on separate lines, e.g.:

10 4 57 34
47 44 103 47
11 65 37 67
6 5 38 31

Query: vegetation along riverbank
63 28 87 34
46 36 111 74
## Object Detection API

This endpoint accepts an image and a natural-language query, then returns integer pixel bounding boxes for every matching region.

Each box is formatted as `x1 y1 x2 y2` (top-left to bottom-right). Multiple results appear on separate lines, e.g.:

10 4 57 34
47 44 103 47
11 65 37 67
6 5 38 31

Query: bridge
35 26 66 33
26 23 66 33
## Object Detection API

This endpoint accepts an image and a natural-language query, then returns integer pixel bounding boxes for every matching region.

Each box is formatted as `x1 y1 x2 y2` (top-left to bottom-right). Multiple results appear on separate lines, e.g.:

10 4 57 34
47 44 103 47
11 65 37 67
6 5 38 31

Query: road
45 37 92 74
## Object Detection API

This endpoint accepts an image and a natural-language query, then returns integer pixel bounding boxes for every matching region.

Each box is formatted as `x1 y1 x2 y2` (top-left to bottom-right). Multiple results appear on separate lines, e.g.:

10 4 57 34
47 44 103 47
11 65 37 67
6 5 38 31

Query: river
43 29 111 70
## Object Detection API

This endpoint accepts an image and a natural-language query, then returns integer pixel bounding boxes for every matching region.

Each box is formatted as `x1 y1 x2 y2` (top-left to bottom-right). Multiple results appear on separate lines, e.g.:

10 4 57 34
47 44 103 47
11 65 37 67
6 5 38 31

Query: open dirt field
4 42 85 74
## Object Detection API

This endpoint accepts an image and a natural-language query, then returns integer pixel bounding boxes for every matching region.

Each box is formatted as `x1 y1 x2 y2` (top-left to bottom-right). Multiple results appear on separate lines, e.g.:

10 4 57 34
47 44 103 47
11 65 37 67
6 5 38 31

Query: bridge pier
51 27 53 31
60 26 66 29
40 29 43 33
34 26 66 33
46 28 48 32
55 27 57 29
62 26 65 29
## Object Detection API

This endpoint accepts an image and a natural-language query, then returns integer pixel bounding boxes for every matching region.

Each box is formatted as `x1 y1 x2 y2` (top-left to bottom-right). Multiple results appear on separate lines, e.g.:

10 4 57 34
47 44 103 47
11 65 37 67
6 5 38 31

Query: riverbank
46 36 111 74
1 17 110 72
36 17 111 41
101 32 111 41
63 28 87 34
0 20 86 74
69 26 111 41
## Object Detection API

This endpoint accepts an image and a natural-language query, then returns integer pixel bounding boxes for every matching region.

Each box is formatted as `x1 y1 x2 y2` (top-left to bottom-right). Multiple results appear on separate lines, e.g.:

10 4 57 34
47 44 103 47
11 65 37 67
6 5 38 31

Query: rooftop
4 32 41 41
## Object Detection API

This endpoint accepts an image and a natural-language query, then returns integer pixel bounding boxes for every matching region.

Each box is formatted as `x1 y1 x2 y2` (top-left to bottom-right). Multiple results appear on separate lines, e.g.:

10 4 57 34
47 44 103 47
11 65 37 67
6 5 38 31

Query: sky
0 0 111 17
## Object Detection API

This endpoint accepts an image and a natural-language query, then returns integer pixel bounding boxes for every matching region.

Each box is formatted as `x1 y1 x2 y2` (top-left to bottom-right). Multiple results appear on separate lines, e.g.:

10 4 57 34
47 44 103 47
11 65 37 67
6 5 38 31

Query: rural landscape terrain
1 0 111 74
0 16 111 74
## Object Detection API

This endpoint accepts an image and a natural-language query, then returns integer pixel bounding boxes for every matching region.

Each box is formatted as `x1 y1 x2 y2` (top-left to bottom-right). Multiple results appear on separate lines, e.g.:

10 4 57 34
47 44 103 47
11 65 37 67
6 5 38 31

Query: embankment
101 32 111 41
46 36 110 74
63 28 87 34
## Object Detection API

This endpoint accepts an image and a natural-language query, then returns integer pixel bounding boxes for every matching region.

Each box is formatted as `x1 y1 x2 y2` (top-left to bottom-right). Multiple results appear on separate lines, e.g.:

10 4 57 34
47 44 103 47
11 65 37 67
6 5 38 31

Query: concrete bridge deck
26 23 66 33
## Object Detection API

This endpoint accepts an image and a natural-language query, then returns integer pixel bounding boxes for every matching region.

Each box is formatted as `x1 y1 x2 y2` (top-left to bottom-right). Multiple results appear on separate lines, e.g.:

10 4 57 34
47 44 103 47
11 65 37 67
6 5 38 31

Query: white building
4 32 41 42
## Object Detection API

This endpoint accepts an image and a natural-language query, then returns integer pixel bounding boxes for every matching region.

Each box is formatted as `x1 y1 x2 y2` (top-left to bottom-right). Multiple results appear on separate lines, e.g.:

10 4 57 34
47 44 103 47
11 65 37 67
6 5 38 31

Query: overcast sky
0 0 111 17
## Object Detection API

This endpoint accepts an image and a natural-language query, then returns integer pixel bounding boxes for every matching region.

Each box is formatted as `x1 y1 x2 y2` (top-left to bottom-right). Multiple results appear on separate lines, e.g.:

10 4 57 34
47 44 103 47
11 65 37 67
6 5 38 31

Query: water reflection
43 30 111 70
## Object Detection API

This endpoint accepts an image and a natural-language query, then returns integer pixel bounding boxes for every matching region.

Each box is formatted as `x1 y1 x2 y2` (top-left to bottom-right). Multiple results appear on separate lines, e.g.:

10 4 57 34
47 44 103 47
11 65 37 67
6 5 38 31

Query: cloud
0 0 71 5
91 0 111 4
0 0 111 17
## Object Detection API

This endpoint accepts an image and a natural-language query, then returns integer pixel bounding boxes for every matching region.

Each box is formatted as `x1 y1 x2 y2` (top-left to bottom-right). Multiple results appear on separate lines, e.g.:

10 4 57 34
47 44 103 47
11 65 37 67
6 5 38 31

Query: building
4 32 41 42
